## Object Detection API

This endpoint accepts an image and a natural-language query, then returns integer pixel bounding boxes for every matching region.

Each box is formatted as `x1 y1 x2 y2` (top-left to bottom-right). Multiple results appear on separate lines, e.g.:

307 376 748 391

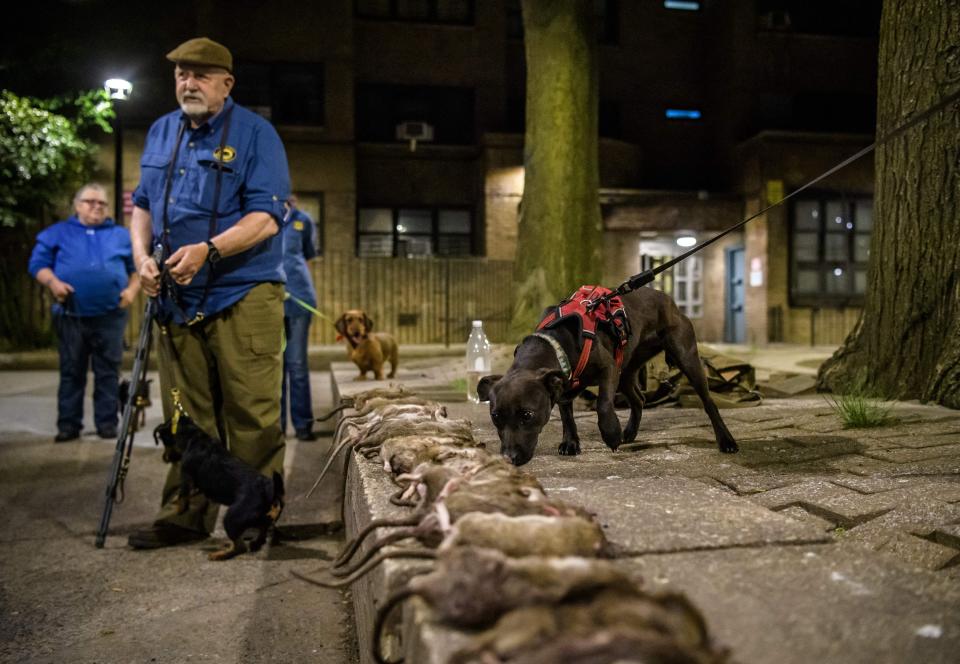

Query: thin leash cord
604 86 960 301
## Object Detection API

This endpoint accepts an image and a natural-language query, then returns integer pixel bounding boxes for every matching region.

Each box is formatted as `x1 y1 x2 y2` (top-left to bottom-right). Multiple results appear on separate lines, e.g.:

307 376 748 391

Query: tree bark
818 0 960 408
510 0 602 337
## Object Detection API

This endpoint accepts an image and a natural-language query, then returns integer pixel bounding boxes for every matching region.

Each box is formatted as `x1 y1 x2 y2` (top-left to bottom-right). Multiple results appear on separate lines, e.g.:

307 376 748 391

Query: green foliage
825 392 897 428
0 89 114 228
450 377 467 392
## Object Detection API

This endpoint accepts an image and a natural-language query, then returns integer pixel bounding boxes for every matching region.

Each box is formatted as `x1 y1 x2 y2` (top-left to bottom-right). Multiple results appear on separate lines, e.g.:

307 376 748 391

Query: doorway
725 247 746 343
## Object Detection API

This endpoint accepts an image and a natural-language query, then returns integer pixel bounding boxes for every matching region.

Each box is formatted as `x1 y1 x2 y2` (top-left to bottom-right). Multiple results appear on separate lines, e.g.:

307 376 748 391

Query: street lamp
104 78 132 224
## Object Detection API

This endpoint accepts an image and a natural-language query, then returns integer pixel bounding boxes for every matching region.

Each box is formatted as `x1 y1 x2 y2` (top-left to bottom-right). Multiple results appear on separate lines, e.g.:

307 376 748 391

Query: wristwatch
205 240 222 264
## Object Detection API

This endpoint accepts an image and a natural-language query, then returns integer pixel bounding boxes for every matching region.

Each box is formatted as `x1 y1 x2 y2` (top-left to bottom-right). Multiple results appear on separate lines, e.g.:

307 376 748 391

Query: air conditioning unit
395 121 435 151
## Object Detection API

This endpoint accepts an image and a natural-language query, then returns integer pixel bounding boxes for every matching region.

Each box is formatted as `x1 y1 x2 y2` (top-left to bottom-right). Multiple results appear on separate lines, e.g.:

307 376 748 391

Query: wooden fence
125 253 515 347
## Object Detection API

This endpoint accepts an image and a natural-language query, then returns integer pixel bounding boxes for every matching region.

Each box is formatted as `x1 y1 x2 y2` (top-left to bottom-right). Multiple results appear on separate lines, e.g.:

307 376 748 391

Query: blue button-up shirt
28 216 135 317
282 208 318 317
132 97 291 323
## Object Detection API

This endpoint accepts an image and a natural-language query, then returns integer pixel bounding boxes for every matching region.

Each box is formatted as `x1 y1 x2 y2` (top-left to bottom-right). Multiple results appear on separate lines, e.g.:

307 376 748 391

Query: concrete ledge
330 361 960 664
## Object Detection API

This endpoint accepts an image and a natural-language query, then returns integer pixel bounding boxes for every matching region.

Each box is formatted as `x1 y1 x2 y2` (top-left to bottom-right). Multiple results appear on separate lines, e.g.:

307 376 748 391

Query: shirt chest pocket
195 149 241 216
139 152 170 209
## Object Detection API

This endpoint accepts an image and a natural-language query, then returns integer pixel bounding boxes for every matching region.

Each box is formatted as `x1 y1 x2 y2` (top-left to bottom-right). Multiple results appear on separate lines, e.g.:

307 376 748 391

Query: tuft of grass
825 393 897 428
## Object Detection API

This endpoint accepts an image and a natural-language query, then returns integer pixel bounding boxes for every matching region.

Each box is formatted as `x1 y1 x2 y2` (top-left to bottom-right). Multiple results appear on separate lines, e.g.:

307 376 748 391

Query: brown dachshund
335 309 399 380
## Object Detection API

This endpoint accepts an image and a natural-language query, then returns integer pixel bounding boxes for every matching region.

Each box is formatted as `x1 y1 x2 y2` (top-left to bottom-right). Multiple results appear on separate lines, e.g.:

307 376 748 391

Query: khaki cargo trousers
153 282 286 534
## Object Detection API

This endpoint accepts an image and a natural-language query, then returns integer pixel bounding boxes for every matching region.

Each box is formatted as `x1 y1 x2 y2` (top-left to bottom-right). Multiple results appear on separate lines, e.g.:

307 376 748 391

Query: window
358 207 475 257
356 84 475 145
356 0 474 24
506 0 618 43
665 108 702 120
790 196 872 305
640 248 703 318
664 1 700 10
755 1 881 37
233 62 324 126
599 100 622 138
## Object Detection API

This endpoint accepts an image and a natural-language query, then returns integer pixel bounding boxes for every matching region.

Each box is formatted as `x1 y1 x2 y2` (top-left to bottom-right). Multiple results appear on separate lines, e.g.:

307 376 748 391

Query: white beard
180 100 210 123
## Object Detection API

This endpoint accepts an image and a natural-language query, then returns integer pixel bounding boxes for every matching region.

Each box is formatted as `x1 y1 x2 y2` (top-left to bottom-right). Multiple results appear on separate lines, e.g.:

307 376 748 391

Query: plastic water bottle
466 320 492 403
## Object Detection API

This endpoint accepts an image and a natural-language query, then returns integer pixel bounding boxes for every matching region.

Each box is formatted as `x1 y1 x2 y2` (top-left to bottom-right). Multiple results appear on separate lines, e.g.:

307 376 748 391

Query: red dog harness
536 285 631 389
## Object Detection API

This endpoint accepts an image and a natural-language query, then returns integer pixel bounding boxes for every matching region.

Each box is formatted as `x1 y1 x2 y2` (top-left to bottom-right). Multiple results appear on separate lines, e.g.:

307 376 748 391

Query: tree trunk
510 0 602 337
818 0 960 408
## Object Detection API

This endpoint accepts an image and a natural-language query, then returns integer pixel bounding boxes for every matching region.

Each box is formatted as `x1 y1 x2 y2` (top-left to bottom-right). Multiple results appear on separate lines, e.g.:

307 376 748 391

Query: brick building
18 0 881 345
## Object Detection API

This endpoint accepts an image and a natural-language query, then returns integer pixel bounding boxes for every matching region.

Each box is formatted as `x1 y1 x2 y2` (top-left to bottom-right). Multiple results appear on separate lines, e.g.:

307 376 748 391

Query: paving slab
620 545 960 664
538 475 829 554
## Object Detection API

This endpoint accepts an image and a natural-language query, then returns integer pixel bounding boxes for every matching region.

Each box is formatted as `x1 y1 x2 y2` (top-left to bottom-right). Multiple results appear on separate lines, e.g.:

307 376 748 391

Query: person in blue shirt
126 37 292 550
281 195 319 441
28 183 139 442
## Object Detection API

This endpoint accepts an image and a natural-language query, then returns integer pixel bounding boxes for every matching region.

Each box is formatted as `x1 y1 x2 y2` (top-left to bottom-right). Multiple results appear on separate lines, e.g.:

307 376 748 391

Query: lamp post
104 78 132 224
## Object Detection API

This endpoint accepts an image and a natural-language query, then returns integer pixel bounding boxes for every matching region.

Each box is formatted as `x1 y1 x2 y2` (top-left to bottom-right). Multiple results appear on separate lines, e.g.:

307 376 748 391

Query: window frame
355 0 475 25
640 251 703 319
789 193 872 307
232 61 325 128
356 206 476 258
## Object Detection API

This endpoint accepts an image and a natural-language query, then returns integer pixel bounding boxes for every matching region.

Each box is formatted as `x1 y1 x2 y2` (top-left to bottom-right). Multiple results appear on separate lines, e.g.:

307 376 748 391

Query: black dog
154 414 284 560
478 287 737 466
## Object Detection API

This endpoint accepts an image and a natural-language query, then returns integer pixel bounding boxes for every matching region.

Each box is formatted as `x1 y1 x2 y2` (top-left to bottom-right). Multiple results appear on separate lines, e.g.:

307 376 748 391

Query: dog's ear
334 314 347 338
476 374 502 402
537 369 567 403
364 314 374 331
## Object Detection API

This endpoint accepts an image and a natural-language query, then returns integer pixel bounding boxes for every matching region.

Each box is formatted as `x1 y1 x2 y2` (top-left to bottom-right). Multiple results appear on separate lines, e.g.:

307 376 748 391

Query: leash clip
170 387 189 434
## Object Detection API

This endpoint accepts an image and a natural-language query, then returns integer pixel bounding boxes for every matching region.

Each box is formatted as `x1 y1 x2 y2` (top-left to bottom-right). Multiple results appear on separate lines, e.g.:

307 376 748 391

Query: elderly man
127 37 291 549
28 183 139 442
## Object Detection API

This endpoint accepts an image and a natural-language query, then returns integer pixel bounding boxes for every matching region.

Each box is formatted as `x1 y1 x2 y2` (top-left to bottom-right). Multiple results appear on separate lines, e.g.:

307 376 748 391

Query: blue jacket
282 208 318 317
28 216 135 317
132 97 291 323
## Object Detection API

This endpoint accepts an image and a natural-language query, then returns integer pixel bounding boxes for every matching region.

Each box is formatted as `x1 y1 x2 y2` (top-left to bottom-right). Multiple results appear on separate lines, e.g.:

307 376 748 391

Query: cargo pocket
244 329 282 356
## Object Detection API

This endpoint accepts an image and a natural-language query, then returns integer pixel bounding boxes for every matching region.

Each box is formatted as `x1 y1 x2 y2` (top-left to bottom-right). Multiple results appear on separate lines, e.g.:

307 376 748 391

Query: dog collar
530 333 572 379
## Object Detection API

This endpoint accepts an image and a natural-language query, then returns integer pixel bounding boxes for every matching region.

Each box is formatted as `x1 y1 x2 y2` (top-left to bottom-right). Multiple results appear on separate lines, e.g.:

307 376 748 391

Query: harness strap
187 103 235 326
536 285 630 389
159 105 235 326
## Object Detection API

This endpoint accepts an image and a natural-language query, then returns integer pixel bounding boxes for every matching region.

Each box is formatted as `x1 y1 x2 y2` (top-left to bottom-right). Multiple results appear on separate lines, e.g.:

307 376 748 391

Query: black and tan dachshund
154 414 284 561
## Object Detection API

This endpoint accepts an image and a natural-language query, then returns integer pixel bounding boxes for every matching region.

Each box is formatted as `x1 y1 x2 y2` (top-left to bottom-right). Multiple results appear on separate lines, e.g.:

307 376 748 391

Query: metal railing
125 253 515 347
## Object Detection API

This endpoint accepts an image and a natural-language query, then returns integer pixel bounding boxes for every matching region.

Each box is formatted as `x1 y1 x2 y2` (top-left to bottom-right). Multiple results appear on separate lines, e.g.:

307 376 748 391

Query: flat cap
166 37 233 72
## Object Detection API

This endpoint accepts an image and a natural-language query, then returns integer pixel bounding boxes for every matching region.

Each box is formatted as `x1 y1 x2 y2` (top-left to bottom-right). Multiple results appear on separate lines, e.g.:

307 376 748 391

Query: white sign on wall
749 257 764 287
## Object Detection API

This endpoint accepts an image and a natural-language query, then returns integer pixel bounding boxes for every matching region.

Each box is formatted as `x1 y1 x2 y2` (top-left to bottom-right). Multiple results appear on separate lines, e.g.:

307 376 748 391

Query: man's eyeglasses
80 199 109 208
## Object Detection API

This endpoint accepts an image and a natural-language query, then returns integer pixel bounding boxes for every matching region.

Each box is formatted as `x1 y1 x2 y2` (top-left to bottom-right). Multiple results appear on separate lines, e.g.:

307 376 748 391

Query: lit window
640 252 703 319
665 108 702 120
664 1 700 10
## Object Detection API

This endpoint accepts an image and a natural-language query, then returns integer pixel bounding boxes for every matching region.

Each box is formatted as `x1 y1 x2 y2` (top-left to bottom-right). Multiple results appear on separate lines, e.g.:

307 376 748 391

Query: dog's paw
208 540 247 561
719 438 739 453
623 424 638 443
558 440 581 456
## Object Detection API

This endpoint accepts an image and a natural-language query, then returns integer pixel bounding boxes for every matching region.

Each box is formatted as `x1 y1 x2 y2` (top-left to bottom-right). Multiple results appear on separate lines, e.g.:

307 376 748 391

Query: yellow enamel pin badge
213 146 237 163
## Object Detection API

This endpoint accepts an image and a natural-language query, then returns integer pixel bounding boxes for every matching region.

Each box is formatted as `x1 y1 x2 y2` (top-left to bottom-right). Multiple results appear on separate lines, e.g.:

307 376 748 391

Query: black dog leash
590 86 960 307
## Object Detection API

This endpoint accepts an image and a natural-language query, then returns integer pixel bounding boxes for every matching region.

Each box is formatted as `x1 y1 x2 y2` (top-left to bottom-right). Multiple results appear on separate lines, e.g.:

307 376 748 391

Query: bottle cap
472 320 482 327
